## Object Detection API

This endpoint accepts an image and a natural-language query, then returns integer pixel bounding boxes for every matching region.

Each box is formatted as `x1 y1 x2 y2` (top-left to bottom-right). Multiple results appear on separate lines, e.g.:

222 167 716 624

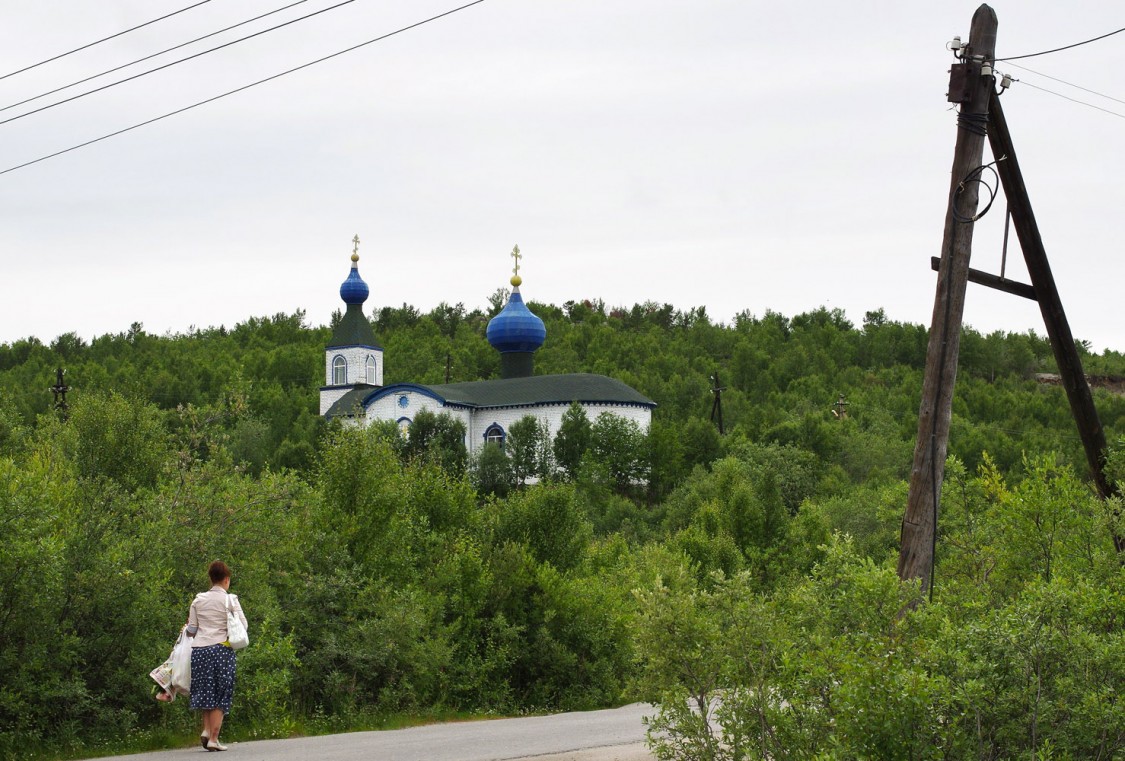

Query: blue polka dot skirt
189 644 237 715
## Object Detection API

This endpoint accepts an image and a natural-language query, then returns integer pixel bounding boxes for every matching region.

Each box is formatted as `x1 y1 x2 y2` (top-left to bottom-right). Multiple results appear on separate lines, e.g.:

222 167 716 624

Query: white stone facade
320 386 351 416
366 388 472 434
459 402 650 454
324 345 383 387
362 390 650 456
320 345 383 414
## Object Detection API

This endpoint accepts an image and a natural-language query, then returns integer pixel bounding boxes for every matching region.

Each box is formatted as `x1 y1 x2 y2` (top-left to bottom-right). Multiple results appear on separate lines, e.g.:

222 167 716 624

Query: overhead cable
996 26 1125 61
0 1 213 81
1005 62 1125 107
0 0 486 177
1018 80 1125 120
1 0 311 115
0 0 361 128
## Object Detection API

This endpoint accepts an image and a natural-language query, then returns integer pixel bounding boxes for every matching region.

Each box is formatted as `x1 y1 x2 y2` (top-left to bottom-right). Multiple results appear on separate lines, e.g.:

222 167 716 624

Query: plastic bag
150 627 190 698
170 627 192 693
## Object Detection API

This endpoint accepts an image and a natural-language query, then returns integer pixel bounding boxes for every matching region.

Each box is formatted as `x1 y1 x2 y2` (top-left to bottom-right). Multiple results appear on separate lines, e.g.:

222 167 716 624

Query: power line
0 0 360 128
1004 62 1125 107
0 1 214 81
0 0 486 177
1 0 311 115
996 26 1125 62
1017 80 1125 121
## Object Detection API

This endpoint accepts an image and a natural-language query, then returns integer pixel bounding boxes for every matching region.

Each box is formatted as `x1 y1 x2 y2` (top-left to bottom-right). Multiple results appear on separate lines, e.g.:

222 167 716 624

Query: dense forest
1 299 1123 760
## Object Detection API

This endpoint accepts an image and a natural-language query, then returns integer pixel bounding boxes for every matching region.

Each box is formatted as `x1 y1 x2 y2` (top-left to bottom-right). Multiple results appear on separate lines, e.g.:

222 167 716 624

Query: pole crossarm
928 256 1037 300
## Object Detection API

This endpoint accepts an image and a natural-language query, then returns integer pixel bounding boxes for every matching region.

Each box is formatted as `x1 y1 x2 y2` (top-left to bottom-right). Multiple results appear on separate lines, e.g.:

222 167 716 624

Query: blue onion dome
339 252 369 305
487 285 546 353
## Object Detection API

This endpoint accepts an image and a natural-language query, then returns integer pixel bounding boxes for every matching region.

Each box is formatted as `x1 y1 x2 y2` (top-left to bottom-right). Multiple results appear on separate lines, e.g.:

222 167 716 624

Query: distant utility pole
898 4 997 594
709 372 726 435
49 367 71 418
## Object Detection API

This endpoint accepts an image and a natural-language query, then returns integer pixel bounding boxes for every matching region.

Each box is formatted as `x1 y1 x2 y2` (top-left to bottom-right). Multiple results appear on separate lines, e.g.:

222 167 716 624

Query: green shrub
635 457 1125 761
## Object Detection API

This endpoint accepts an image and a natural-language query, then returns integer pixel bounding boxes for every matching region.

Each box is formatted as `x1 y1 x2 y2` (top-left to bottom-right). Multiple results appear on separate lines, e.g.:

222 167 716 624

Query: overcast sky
1 1 1121 352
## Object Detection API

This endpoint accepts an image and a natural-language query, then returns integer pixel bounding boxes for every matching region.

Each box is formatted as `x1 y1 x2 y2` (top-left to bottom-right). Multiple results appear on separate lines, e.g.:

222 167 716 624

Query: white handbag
226 594 249 650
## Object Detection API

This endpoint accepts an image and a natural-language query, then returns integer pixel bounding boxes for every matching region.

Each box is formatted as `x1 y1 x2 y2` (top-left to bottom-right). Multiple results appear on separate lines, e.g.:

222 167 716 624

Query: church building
319 244 654 453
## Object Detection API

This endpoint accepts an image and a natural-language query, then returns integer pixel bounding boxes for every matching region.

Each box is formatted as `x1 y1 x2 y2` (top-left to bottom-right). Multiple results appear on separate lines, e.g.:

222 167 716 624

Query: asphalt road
91 703 655 761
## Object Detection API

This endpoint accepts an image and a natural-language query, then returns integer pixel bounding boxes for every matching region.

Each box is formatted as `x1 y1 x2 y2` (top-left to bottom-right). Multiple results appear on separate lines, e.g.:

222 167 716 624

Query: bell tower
319 235 383 414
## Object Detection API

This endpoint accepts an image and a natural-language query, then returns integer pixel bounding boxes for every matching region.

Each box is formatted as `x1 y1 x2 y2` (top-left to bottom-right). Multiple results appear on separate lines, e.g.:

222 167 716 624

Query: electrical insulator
981 60 993 77
948 36 963 55
1000 73 1013 90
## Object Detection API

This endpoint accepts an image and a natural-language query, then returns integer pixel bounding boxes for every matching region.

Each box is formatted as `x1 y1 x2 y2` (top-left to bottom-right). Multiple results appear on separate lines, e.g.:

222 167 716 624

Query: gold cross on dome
510 244 522 278
352 234 360 256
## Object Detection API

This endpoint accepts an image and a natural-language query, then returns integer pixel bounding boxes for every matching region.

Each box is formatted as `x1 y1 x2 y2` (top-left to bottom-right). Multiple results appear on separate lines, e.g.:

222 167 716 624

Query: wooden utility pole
986 90 1123 551
898 5 998 592
49 367 71 420
709 372 726 435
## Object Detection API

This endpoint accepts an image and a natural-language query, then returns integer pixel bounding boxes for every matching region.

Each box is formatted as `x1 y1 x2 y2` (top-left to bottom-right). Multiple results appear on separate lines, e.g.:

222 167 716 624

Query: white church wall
589 403 651 431
361 392 651 455
365 389 472 441
324 346 383 387
319 387 352 416
464 402 651 455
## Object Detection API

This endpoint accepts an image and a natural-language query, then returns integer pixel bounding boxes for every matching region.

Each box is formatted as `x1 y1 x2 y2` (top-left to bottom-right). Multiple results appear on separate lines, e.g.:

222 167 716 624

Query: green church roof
329 304 380 348
325 373 655 419
426 373 654 408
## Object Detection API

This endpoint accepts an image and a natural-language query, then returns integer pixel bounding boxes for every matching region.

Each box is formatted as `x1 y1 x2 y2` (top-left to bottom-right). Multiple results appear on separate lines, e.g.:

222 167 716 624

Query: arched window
332 355 347 385
397 417 411 435
365 355 377 385
483 423 505 448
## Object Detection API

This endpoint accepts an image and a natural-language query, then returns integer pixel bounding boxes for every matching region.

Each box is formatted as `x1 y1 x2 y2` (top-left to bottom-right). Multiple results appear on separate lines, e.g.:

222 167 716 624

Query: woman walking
186 561 248 752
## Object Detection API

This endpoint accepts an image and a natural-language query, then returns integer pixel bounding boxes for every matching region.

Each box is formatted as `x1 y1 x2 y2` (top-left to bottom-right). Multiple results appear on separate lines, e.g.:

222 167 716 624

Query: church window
332 355 347 385
397 417 411 435
365 355 377 384
398 395 409 409
483 423 505 448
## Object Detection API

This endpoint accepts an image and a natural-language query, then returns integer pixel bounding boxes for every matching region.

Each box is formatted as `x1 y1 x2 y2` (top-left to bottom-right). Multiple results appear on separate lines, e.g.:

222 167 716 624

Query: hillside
2 301 1124 760
2 302 1123 482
